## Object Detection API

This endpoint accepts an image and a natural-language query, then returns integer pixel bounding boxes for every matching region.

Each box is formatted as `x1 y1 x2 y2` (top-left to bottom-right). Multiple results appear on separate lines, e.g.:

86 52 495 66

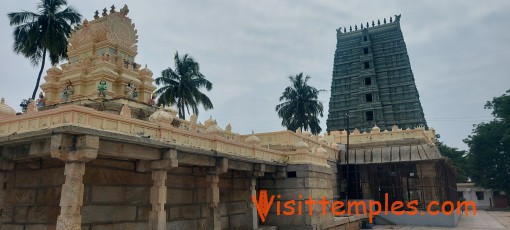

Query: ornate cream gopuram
40 5 156 105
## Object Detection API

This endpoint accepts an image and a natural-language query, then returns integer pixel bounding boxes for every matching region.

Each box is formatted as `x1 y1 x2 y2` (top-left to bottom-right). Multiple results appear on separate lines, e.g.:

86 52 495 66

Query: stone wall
328 160 341 201
259 164 340 230
82 158 152 229
0 158 255 230
217 170 254 229
1 159 64 230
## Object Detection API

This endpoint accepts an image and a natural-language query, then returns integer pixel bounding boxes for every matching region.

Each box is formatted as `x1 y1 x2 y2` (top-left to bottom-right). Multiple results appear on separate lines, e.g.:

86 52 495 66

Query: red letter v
252 190 274 222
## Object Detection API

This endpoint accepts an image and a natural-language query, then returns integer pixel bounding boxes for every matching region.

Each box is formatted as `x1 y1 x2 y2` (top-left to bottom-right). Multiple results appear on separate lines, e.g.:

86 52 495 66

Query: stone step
258 226 278 230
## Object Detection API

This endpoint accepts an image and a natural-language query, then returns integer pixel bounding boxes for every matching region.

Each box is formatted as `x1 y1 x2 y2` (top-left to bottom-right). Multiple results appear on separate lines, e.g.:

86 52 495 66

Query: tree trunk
181 101 186 120
32 48 47 100
178 99 185 120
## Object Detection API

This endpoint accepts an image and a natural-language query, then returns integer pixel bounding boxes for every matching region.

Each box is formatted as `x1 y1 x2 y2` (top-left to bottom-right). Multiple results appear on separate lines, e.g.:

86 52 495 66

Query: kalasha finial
390 16 393 23
366 22 369 28
349 26 352 31
378 19 380 25
355 25 357 30
360 23 363 29
372 21 375 27
110 5 116 13
344 27 346 33
94 10 99 19
384 18 386 24
102 8 108 17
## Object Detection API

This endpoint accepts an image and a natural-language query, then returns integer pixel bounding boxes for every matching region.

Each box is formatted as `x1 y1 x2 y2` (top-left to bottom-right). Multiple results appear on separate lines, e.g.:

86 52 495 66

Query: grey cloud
1 0 509 150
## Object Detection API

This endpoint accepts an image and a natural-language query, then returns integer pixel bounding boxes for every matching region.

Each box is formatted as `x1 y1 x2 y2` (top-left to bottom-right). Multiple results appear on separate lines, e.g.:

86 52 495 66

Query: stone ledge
287 164 333 174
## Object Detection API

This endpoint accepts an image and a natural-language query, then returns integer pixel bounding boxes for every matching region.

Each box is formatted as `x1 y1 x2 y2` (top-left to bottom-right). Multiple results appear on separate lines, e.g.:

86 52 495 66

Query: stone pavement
372 210 510 229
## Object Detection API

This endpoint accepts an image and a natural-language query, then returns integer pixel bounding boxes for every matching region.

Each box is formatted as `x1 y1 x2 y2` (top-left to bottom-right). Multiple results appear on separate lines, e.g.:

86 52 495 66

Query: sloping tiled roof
338 144 444 164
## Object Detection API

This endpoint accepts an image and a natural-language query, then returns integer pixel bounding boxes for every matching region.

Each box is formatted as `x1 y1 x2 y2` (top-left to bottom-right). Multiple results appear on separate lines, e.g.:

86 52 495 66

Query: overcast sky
1 1 509 150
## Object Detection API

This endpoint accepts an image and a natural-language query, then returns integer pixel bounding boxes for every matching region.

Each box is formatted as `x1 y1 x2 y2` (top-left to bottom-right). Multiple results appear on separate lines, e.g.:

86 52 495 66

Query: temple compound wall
0 105 361 230
0 159 256 230
0 103 453 230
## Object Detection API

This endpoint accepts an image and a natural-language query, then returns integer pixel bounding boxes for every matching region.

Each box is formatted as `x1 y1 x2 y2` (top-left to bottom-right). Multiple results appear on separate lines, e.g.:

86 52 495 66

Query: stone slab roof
338 144 444 164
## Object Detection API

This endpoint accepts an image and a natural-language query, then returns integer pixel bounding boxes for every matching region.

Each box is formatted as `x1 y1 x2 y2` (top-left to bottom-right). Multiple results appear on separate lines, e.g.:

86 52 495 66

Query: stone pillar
360 166 371 199
206 173 221 230
418 162 438 204
249 177 259 229
248 164 265 229
148 170 167 230
0 161 14 221
205 158 228 230
145 149 178 230
0 172 5 213
51 134 98 230
57 162 86 229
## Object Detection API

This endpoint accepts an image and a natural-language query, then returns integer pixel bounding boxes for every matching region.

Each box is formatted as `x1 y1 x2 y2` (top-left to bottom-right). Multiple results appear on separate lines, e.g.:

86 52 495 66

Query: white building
457 183 503 209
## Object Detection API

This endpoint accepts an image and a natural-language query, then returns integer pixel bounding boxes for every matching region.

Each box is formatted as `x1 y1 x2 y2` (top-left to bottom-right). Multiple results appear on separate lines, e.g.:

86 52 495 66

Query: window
365 111 374 121
475 191 484 200
363 36 368 41
364 47 369 54
364 61 370 69
365 94 373 102
364 77 372 85
287 171 297 178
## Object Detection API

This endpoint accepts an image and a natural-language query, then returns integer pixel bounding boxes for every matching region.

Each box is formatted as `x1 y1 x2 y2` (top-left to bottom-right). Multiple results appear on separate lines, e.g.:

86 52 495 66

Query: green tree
275 73 325 135
464 90 510 195
437 142 469 182
155 51 213 120
8 0 81 100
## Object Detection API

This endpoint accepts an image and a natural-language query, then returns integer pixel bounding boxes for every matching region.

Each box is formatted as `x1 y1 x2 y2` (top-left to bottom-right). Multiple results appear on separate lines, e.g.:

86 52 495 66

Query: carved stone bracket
212 157 228 175
136 149 179 172
274 166 287 179
51 134 99 162
253 163 265 177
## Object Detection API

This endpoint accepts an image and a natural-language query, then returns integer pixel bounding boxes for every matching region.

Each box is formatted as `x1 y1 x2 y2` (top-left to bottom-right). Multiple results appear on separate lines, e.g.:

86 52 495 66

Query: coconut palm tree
275 73 325 135
8 0 81 100
155 51 213 120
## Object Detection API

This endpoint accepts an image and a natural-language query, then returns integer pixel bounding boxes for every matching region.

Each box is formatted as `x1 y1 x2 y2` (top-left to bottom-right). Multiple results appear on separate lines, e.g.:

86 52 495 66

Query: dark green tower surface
326 15 427 132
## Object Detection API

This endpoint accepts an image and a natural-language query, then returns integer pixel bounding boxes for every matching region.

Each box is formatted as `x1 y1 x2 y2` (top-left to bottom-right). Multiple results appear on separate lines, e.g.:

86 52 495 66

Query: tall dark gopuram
326 15 427 132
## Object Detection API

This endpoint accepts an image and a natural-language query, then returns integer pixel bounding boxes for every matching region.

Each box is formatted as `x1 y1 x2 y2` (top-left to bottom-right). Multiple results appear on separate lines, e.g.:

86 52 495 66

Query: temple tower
326 15 427 132
40 5 156 105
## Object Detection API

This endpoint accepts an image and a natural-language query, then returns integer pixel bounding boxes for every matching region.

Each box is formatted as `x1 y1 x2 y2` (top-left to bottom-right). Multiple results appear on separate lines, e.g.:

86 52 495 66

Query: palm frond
275 73 325 135
155 51 214 119
7 11 40 26
8 0 81 99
